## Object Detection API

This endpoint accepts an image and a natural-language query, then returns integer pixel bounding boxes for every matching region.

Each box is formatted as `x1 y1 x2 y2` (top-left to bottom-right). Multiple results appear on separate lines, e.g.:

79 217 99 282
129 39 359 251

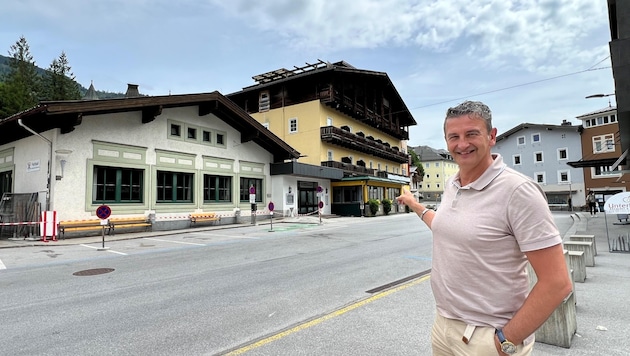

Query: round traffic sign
249 186 256 194
96 205 112 220
317 186 323 193
268 202 275 211
318 201 324 209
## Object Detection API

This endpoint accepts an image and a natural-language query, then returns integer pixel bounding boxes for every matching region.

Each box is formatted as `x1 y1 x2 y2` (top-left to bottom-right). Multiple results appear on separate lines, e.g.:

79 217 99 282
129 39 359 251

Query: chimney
125 83 140 98
561 119 571 126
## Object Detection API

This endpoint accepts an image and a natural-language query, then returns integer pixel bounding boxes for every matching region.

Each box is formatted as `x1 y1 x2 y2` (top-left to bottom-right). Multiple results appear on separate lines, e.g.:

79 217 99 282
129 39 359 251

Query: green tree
409 149 425 184
0 36 40 118
41 51 81 101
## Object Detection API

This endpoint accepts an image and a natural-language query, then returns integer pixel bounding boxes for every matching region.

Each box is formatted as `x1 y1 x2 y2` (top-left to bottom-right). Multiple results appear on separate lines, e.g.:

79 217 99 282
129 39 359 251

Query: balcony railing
320 126 409 163
321 160 376 176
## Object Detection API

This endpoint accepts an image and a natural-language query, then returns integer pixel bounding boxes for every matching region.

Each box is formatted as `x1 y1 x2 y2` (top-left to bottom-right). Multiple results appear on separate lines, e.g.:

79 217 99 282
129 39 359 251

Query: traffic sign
96 205 112 220
318 201 324 209
268 202 275 211
249 186 256 194
317 186 323 193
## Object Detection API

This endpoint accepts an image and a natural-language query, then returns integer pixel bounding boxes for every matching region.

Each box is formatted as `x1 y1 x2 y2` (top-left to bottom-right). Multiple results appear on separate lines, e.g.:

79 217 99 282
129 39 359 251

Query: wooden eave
0 92 300 162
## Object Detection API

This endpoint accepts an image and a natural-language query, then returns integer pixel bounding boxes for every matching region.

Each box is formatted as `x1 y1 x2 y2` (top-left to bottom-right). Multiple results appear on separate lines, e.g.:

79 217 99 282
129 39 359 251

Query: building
0 89 302 234
227 60 417 216
410 146 457 206
568 106 629 206
494 121 584 210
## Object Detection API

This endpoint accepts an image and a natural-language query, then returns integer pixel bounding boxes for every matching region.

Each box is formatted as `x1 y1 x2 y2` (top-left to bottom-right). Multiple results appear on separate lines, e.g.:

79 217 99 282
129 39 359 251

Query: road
0 213 575 355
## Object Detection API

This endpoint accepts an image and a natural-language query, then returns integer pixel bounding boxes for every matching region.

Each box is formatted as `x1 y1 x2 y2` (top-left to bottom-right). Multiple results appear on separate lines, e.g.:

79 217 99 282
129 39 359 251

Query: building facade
227 60 417 216
0 90 302 235
494 121 585 210
410 146 457 207
569 106 629 206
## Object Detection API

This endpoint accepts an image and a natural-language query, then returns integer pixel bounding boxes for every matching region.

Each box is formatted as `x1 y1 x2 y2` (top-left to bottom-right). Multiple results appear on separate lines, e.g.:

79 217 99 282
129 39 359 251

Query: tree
0 36 40 118
409 149 425 179
41 51 81 101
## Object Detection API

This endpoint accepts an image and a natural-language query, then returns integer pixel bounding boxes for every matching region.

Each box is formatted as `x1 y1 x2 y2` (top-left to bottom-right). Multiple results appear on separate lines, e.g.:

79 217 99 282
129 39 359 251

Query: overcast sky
0 0 614 150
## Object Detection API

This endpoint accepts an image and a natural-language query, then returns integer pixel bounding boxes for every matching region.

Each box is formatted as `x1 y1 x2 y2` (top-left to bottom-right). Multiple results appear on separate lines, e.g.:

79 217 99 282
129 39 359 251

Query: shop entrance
298 181 318 215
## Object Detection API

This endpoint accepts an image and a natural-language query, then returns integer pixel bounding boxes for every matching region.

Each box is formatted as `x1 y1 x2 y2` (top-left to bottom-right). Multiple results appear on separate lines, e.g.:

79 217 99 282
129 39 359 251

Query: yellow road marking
225 274 431 355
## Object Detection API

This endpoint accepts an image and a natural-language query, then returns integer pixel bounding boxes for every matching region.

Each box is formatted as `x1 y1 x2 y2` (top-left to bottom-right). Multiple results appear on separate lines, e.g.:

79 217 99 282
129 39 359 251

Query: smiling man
397 101 572 355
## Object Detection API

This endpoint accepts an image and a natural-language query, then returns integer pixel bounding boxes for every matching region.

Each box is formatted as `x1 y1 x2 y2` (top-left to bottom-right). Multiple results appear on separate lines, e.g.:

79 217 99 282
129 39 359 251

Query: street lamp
585 93 615 107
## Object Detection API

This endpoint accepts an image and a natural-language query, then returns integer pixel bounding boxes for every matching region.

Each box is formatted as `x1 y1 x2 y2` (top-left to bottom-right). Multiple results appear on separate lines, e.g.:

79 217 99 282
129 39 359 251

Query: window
535 172 545 184
93 166 143 203
592 165 621 178
240 178 263 202
156 171 193 203
204 175 232 202
0 170 13 197
558 148 568 160
289 118 298 133
517 136 525 145
187 127 197 140
558 170 570 183
425 163 430 168
368 186 384 200
327 150 333 161
203 130 211 143
327 117 333 126
534 151 543 163
532 133 541 143
593 134 615 153
435 163 440 167
170 123 181 137
216 133 225 146
513 154 521 165
259 91 270 112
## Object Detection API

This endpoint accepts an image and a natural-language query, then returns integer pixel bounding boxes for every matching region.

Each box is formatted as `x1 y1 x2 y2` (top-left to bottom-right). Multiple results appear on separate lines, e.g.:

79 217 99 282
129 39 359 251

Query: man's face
444 114 497 171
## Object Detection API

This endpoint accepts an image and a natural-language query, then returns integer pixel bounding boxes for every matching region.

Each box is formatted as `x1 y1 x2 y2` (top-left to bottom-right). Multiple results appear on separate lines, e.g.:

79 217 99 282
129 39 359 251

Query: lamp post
585 93 616 107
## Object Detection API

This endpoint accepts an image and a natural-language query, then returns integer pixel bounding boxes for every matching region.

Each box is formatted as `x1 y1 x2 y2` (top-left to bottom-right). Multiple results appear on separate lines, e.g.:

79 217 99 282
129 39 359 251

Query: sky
0 0 615 150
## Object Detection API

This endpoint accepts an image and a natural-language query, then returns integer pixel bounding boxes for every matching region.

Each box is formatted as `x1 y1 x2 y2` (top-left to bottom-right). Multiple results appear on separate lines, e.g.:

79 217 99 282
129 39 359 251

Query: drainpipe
17 119 52 211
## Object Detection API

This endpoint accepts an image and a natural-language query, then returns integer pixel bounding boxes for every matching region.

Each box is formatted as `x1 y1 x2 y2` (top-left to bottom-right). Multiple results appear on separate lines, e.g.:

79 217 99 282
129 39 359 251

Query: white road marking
80 244 128 255
144 237 206 246
0 258 6 270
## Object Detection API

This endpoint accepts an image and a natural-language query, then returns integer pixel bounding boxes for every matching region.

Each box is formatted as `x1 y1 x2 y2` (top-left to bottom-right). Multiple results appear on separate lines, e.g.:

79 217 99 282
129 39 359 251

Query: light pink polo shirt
430 154 562 328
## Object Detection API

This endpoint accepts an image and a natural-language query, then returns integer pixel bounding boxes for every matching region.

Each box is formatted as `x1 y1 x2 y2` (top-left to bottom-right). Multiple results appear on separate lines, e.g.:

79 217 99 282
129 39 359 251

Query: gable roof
411 145 452 162
228 60 417 127
0 91 300 162
496 122 581 143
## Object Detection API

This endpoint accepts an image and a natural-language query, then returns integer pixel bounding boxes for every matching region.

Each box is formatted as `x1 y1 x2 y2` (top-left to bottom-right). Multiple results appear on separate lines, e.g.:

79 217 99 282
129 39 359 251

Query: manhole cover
73 268 115 276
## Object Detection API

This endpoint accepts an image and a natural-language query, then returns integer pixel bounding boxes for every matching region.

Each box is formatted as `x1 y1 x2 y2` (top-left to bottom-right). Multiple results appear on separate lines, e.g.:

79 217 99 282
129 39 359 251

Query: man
587 191 597 217
397 101 572 355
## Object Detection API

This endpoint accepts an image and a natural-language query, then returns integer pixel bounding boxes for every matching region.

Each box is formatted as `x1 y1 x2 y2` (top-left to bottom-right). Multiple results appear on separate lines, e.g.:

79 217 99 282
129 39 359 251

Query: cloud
210 0 608 74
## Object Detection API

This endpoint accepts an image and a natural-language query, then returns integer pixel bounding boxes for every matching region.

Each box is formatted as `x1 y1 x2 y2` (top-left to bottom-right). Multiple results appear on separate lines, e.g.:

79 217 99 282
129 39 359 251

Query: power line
411 66 612 110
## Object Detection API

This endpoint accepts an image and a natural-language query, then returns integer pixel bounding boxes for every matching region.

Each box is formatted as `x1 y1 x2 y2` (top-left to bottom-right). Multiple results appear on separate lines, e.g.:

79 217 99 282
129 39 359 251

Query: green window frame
204 174 232 203
93 166 144 203
240 177 262 202
157 170 194 203
0 170 12 197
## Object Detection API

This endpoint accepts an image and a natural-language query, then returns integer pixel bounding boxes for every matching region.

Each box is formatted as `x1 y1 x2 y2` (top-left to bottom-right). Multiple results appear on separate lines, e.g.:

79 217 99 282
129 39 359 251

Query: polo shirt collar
453 154 506 190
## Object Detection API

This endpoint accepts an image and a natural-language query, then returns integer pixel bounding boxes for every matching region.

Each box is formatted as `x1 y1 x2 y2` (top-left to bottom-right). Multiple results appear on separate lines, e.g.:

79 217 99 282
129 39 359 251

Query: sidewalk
535 212 630 355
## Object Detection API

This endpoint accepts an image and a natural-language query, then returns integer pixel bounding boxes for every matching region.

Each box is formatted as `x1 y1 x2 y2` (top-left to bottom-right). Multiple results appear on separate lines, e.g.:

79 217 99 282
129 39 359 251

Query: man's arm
496 243 573 351
396 188 435 228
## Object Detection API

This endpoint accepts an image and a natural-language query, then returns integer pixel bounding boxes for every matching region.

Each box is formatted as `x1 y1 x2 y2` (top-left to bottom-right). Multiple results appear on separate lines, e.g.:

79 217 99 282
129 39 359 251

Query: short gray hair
444 101 493 132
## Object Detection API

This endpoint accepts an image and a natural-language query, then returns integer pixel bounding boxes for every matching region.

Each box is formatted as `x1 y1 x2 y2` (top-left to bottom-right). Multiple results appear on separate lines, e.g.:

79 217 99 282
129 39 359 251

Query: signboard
604 192 630 214
96 205 112 220
249 185 256 204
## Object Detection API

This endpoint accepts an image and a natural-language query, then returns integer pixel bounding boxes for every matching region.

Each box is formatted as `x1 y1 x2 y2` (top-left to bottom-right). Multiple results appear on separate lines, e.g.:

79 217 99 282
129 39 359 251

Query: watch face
501 342 517 354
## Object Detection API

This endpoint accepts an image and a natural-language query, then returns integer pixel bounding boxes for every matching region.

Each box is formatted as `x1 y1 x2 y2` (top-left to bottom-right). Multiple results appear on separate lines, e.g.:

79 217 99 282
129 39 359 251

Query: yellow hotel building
228 60 417 216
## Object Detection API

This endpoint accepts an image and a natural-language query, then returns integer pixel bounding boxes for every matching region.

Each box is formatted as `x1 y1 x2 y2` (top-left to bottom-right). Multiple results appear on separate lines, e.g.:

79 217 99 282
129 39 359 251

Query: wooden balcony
320 126 409 163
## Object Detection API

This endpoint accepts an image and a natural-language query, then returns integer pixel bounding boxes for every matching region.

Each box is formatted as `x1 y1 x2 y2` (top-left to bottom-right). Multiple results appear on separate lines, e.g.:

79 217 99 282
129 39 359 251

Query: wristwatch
495 329 517 354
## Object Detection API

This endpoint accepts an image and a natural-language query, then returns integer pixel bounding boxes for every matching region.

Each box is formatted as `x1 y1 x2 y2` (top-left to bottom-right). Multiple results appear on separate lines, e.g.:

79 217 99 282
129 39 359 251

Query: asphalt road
0 213 575 355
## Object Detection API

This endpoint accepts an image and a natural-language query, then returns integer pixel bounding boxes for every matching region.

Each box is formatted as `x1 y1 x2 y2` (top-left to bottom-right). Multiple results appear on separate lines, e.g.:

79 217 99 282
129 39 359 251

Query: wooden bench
563 240 595 267
189 212 221 227
108 216 152 235
570 234 597 256
58 219 112 239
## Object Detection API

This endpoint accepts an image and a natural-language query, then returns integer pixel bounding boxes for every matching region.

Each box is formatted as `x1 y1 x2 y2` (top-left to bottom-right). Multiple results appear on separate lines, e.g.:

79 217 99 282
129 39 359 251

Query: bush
368 199 380 216
382 198 392 215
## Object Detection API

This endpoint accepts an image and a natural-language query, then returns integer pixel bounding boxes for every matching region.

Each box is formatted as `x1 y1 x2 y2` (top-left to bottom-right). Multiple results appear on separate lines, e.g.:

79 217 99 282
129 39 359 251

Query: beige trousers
431 314 534 355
